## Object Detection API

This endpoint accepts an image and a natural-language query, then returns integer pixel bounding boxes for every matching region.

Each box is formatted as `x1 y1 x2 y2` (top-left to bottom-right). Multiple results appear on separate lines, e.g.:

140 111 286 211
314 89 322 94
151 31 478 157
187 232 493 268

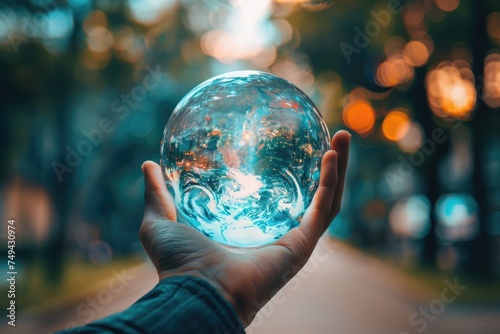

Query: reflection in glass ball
161 71 330 247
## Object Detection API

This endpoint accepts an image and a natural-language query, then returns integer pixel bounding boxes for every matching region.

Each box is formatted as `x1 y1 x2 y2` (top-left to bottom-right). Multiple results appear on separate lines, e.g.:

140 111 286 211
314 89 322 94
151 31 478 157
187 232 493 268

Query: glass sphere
161 71 330 247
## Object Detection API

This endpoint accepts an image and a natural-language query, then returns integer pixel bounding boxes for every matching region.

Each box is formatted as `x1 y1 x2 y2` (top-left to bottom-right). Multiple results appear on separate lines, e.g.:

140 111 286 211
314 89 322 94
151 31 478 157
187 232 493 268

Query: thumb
142 161 177 221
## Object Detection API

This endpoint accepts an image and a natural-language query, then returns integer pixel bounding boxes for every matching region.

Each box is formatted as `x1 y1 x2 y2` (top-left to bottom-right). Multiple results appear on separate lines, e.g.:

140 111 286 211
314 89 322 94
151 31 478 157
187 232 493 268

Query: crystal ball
160 71 330 247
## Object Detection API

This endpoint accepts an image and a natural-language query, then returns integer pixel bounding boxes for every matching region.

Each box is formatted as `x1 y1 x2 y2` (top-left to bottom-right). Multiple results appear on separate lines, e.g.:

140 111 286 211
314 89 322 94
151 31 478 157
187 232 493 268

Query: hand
139 130 350 326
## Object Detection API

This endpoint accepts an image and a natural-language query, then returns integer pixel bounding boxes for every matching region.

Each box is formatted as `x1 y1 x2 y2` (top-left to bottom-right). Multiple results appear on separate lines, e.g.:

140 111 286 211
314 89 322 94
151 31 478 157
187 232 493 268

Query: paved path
4 238 500 333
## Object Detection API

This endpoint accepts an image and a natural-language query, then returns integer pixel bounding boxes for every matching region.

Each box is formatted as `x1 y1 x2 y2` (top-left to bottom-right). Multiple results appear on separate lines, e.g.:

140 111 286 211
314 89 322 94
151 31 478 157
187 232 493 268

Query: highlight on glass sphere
160 71 330 247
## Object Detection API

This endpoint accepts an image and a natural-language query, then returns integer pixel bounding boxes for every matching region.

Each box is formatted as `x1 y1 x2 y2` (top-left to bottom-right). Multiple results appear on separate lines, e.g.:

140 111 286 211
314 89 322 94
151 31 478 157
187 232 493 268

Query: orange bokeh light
83 10 108 33
382 111 411 141
435 0 460 12
484 53 500 108
376 54 414 87
440 81 476 116
342 100 376 135
403 5 427 37
404 40 430 67
426 62 476 118
487 13 500 44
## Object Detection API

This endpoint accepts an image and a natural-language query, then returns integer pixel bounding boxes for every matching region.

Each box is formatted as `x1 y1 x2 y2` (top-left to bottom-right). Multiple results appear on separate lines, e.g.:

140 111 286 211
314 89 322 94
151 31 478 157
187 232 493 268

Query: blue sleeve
58 275 245 334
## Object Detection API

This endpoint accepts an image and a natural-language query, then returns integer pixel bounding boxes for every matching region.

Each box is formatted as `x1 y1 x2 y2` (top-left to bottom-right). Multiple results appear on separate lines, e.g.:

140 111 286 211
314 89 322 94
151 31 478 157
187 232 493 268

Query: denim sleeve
58 275 245 334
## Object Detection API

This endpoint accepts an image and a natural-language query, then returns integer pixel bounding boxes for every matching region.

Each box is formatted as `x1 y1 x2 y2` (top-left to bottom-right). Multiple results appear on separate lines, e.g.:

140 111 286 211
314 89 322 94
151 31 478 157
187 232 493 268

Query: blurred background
1 0 500 333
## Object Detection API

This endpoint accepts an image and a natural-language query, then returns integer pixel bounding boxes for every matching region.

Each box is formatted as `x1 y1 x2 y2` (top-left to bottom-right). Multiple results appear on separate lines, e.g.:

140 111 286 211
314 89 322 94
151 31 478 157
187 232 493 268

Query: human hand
139 130 350 326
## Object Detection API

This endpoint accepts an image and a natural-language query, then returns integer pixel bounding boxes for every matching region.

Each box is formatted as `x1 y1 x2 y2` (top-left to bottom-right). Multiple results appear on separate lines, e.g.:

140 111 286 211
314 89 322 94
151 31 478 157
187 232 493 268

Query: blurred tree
469 0 493 278
1 0 499 286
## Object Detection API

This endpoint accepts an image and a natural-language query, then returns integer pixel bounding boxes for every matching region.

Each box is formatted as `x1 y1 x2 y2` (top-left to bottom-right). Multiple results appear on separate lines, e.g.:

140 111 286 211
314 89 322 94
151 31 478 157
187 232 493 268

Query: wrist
154 275 245 333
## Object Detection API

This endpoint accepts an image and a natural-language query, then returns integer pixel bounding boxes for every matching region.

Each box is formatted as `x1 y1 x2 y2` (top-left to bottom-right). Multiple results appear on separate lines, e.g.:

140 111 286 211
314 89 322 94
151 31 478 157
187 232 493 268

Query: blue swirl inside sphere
161 71 330 247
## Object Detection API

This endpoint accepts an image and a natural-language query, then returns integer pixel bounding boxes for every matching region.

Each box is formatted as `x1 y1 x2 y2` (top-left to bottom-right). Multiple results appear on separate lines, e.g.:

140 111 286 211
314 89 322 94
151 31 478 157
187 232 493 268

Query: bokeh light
389 195 431 238
86 26 113 53
397 122 424 152
0 6 75 53
45 9 74 40
403 5 427 38
342 100 376 135
376 54 414 87
404 40 430 67
435 0 460 13
83 10 113 70
271 57 315 95
486 12 500 44
426 62 476 118
127 0 177 25
484 53 500 108
198 0 282 65
382 110 411 141
113 26 144 63
436 193 479 242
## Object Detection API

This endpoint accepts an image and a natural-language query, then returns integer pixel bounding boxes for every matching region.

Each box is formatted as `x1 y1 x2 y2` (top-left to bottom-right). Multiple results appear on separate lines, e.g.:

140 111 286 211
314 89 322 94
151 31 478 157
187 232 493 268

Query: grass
0 255 145 313
331 238 500 303
401 264 500 304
